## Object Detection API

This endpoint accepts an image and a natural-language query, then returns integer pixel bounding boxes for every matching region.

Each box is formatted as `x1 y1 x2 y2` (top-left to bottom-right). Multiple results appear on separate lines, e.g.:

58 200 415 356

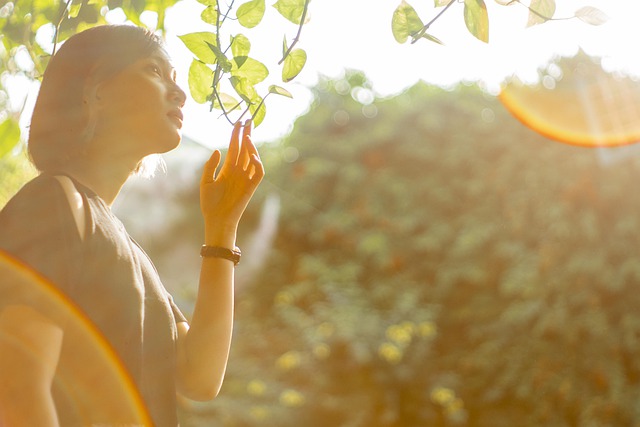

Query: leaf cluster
179 0 310 127
391 0 608 45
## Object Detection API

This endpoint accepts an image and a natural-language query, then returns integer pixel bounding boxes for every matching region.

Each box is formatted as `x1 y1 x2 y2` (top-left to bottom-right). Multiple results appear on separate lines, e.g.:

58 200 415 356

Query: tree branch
411 0 456 44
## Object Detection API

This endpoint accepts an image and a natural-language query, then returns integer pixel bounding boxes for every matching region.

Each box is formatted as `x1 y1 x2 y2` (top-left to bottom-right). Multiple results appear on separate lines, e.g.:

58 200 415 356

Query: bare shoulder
53 175 86 241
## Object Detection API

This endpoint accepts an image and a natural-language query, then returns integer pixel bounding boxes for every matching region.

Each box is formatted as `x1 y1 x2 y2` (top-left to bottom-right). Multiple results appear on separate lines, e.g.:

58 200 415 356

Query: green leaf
391 1 424 44
0 118 20 158
231 34 251 67
272 0 306 25
526 0 555 27
230 76 259 104
268 84 293 98
188 60 214 104
574 6 608 26
231 57 269 85
206 41 232 72
237 0 265 28
494 0 516 5
464 0 489 43
197 0 217 5
201 6 218 25
434 0 450 6
68 0 83 18
213 93 241 111
282 48 306 82
421 33 444 45
250 96 266 127
179 32 218 64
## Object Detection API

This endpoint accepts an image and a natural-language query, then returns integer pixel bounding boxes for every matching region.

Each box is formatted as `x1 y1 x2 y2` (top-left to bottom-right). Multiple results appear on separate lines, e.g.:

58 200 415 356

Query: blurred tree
168 65 640 426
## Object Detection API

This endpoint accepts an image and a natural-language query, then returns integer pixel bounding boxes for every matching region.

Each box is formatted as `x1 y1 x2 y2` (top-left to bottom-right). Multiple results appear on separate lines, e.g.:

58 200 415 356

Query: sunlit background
4 0 640 425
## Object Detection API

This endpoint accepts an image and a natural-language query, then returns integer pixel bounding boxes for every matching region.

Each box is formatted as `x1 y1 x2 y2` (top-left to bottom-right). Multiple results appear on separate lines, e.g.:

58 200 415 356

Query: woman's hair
28 25 165 172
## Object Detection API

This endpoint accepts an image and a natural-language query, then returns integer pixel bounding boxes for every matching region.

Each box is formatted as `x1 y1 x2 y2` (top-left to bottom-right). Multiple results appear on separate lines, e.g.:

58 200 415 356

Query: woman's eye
148 65 162 76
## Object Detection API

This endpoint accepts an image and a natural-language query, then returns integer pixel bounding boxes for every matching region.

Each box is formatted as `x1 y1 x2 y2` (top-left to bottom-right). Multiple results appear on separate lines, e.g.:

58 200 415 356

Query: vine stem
278 0 311 65
411 0 456 44
52 0 73 56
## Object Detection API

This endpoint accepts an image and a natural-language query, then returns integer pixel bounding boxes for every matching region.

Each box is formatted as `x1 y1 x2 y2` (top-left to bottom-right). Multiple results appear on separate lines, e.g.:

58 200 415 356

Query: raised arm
176 120 264 400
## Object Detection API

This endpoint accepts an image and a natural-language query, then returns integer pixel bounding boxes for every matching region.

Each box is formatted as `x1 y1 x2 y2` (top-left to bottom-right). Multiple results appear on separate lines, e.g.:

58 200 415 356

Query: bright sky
156 0 639 147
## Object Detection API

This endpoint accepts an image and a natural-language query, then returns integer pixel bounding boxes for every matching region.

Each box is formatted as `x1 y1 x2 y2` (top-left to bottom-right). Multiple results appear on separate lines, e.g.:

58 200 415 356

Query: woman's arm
176 120 264 400
0 304 63 426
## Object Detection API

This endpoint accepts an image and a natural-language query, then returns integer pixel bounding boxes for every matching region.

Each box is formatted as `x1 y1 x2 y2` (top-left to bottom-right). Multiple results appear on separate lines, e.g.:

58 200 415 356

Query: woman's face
93 48 187 159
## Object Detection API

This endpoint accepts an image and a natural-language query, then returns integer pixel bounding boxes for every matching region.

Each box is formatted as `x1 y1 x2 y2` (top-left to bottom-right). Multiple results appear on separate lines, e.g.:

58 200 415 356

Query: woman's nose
171 83 187 108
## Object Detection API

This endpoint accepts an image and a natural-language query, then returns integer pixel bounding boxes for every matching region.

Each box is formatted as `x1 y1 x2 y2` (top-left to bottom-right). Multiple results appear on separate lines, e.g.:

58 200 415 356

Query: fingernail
245 119 252 127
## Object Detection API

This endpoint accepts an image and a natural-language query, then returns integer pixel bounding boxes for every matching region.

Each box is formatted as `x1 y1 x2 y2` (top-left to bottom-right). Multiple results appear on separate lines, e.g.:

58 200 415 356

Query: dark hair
28 25 165 172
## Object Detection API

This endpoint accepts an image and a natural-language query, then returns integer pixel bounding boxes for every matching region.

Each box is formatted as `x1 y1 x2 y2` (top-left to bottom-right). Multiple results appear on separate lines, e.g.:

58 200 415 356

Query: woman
0 25 263 426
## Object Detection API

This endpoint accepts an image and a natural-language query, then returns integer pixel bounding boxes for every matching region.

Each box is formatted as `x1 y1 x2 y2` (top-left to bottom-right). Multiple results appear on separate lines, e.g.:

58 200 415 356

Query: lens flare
0 251 151 425
499 63 640 147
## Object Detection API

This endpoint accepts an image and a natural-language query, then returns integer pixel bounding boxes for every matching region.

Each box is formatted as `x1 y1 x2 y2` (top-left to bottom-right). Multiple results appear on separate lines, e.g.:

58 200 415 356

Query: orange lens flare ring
0 251 152 425
499 71 640 148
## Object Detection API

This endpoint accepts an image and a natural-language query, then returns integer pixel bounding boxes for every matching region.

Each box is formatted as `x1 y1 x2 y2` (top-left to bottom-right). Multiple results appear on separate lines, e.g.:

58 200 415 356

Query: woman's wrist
204 224 238 248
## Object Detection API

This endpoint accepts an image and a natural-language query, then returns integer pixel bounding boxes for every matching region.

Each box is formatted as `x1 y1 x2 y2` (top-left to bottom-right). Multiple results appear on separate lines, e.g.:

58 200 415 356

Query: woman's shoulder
0 174 81 238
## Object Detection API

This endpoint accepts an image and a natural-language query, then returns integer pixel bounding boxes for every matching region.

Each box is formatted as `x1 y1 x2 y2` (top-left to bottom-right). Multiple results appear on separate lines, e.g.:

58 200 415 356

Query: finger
201 150 221 185
224 121 242 170
239 120 252 170
249 154 265 182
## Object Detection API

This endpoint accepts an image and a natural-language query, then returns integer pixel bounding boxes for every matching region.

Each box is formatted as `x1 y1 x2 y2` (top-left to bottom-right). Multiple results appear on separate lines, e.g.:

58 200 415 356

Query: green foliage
0 148 36 208
0 118 21 158
179 0 310 127
159 64 640 426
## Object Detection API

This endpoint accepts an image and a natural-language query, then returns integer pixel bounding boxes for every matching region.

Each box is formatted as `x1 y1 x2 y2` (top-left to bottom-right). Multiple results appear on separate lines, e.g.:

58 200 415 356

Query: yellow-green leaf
526 0 555 27
237 0 265 28
574 6 608 26
230 76 259 104
201 6 218 25
188 60 214 104
231 34 251 58
282 48 306 82
231 57 269 85
391 1 424 44
268 84 293 98
250 97 266 127
464 0 489 43
434 0 450 6
179 32 218 64
272 0 306 25
213 93 241 111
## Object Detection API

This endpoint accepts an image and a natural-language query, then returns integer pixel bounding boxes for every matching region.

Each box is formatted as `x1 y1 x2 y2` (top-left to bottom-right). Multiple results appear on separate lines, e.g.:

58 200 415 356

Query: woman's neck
60 151 138 207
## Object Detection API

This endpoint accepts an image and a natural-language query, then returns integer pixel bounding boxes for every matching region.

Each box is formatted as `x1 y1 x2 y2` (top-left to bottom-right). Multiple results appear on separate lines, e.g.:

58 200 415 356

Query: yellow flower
247 379 267 396
386 324 412 346
430 387 455 405
276 351 302 371
418 321 437 338
378 342 403 364
279 389 305 407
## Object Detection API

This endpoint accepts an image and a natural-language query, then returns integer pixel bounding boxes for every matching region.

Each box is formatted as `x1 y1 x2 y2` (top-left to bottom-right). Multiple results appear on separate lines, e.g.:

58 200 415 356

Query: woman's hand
200 120 264 246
